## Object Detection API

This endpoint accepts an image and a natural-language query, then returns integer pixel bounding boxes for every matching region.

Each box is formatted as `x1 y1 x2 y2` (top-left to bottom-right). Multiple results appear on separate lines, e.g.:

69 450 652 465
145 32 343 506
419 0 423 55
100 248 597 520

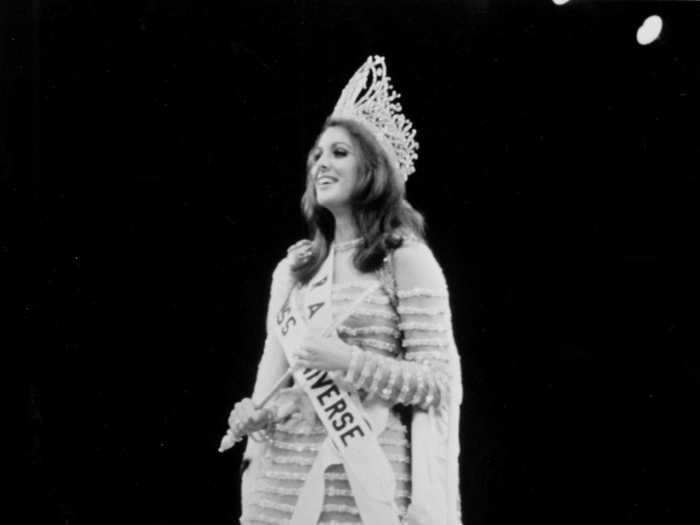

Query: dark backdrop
8 1 700 524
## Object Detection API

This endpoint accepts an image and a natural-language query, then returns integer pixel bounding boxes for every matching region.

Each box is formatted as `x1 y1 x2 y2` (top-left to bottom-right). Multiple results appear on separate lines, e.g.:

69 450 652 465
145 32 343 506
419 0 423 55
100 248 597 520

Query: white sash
272 247 400 525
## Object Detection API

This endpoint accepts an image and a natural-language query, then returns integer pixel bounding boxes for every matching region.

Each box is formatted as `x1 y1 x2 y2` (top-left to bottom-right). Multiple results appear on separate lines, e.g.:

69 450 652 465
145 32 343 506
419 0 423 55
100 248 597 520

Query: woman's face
310 126 361 213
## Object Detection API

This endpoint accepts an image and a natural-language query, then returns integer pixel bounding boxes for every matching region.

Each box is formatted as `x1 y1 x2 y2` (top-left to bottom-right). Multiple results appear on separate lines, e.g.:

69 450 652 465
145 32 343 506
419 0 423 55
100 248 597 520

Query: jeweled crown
331 55 419 181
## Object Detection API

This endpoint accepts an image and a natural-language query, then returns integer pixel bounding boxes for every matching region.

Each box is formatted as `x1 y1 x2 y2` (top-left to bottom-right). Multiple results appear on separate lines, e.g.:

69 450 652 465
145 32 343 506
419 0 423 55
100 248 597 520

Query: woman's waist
270 384 405 435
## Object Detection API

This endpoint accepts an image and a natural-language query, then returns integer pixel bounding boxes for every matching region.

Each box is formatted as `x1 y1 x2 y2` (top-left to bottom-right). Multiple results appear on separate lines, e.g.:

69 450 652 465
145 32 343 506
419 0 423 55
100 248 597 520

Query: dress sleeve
243 258 294 459
343 241 456 412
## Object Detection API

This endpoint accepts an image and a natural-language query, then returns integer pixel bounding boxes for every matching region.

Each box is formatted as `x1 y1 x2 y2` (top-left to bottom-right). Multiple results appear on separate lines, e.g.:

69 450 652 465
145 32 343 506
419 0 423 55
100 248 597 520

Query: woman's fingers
286 241 302 253
229 399 259 434
293 348 313 369
295 359 310 370
286 240 313 266
286 239 311 254
229 398 273 436
228 412 244 436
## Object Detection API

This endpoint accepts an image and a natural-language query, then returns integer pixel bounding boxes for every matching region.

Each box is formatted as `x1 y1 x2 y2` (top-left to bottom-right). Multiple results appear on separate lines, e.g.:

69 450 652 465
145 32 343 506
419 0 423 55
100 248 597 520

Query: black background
8 1 700 524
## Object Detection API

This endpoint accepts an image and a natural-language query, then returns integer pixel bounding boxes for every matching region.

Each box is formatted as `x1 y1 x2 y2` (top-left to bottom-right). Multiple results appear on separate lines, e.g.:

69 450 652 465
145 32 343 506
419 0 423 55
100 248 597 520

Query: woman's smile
316 173 339 188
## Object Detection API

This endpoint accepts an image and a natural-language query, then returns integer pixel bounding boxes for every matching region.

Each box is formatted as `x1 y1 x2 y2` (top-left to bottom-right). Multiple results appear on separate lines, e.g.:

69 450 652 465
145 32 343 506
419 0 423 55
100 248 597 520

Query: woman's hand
293 333 353 372
286 239 313 266
228 397 273 438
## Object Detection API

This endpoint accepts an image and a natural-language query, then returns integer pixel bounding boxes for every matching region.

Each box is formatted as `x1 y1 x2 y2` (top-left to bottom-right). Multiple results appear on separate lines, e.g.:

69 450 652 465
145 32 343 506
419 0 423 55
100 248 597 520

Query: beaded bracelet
343 347 361 384
356 353 375 390
381 361 399 399
397 366 412 404
366 356 386 400
410 366 425 405
421 374 435 409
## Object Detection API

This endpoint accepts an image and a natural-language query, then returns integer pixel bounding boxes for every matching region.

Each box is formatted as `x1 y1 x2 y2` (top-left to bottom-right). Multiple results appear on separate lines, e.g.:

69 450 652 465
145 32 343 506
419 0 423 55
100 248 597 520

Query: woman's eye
333 149 348 157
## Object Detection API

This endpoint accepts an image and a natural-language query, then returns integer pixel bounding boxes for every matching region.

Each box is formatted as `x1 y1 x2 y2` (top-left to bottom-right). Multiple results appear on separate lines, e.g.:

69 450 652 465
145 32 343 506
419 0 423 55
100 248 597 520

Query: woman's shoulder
390 234 447 291
390 230 431 265
269 239 310 291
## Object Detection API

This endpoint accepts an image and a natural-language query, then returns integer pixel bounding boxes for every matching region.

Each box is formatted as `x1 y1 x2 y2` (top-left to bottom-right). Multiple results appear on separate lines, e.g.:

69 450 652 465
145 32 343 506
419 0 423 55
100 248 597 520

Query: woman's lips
316 175 338 187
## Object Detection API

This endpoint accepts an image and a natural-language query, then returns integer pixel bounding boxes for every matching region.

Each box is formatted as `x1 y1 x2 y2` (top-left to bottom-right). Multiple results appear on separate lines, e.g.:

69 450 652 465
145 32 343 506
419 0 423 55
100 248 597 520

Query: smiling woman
293 116 426 286
310 126 361 212
222 56 463 525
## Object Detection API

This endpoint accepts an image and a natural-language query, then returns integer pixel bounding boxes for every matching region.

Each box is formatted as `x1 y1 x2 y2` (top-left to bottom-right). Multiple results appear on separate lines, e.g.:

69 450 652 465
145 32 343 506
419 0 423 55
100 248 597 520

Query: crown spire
331 55 419 181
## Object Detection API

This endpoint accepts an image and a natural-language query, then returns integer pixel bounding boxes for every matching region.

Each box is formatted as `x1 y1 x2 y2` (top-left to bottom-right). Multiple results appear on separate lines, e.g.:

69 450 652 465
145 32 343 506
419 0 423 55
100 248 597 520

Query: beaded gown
240 237 459 525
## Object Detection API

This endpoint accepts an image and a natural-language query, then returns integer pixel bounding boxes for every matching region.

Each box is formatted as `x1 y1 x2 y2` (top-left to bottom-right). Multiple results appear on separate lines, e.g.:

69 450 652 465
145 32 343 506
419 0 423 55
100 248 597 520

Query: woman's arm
239 259 295 458
343 242 457 412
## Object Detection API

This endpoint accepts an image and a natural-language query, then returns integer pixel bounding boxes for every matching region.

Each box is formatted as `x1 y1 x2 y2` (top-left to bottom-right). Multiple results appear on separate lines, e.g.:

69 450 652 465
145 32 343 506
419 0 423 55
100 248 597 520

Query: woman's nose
316 152 330 172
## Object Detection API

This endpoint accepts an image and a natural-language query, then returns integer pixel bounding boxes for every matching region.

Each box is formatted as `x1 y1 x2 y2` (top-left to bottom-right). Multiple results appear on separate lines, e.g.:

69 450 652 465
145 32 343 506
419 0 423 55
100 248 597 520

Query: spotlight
636 15 663 46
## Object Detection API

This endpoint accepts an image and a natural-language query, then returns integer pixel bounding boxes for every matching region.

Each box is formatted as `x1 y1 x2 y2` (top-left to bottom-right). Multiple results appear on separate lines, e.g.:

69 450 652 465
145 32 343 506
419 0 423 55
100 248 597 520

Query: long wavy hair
291 117 425 284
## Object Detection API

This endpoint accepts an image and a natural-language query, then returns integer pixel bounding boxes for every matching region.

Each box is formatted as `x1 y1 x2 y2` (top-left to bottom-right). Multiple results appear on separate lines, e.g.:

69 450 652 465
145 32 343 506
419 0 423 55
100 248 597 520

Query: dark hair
291 117 425 284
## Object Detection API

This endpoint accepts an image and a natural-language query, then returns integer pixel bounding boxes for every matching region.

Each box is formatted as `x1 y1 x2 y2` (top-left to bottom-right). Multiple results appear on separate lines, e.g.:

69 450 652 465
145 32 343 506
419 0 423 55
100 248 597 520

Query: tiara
331 55 419 181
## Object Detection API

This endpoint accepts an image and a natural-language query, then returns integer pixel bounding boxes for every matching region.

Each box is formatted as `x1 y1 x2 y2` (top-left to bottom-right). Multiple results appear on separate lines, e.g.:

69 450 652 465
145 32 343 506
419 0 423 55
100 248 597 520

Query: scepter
218 276 380 453
218 367 294 453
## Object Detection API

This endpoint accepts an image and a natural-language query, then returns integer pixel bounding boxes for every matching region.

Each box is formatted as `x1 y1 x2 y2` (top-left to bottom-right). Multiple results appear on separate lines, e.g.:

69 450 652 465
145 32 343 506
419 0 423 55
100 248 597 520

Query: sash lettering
311 275 328 288
300 368 365 444
275 295 297 335
307 302 325 319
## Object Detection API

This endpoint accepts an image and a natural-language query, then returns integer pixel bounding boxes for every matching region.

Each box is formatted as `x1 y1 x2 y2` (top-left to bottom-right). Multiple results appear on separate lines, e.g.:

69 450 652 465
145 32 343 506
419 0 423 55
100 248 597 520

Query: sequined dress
240 238 458 525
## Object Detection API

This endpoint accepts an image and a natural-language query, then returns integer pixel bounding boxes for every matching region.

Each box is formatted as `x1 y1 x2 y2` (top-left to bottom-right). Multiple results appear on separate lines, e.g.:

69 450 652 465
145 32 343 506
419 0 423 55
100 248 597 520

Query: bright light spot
636 15 663 46
552 0 570 5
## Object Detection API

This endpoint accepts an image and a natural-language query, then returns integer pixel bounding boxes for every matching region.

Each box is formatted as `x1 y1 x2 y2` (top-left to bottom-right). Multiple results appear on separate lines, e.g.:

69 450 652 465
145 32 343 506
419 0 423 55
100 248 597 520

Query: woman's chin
317 195 349 213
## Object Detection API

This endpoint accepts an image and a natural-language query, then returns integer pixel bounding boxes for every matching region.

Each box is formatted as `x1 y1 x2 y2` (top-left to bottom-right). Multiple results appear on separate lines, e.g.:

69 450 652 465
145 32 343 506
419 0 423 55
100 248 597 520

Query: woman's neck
332 211 359 244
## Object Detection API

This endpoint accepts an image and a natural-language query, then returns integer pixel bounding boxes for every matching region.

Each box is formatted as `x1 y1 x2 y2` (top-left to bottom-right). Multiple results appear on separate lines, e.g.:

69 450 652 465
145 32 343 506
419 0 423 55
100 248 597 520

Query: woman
224 56 462 525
